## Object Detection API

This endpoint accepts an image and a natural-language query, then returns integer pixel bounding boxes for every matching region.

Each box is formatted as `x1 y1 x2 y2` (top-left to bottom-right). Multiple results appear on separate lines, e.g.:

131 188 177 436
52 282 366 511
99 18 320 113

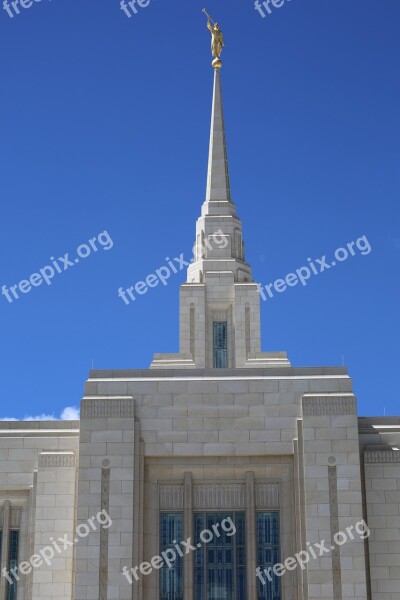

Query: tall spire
186 65 252 286
205 69 232 205
150 16 290 370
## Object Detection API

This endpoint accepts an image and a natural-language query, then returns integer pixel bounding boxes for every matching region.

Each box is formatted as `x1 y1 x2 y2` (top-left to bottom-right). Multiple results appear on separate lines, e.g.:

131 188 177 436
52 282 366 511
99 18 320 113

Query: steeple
204 69 233 210
186 65 252 286
150 23 289 370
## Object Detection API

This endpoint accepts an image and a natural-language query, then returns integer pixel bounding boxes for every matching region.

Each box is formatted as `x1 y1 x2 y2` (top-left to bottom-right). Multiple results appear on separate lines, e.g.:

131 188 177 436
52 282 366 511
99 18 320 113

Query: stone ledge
0 421 80 430
150 353 196 370
245 352 291 368
88 366 349 380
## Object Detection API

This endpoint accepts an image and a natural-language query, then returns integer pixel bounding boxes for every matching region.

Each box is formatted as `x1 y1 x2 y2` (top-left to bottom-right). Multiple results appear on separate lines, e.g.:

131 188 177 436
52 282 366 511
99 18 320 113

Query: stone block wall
297 394 368 600
364 450 400 600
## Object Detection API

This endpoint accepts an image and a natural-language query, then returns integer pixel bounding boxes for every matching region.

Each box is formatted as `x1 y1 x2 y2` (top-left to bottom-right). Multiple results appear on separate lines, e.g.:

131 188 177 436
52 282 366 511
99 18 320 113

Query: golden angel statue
203 9 224 60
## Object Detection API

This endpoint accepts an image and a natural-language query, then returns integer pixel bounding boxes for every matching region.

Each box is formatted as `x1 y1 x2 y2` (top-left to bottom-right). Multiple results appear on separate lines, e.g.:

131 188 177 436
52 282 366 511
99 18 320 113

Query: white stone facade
1 65 399 600
1 383 399 600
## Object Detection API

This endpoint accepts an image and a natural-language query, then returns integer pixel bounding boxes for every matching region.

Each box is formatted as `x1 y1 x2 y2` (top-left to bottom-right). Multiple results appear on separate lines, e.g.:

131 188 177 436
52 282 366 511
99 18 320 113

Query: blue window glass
160 513 183 600
7 530 19 600
194 512 246 600
213 322 227 368
256 512 280 600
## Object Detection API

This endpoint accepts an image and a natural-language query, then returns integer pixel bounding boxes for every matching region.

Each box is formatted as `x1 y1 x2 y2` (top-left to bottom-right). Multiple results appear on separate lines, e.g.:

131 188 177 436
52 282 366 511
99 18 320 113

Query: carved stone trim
99 464 110 600
302 396 356 417
159 484 184 510
0 506 21 529
255 483 280 509
245 306 251 357
193 483 246 509
39 453 76 468
212 311 228 323
149 456 291 466
190 305 195 360
364 451 400 464
10 508 21 528
159 481 281 510
329 465 342 600
81 398 134 419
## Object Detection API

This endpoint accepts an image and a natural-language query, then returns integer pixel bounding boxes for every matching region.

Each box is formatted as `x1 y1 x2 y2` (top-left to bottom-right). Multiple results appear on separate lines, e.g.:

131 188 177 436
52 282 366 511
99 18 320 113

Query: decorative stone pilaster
364 449 400 600
74 396 136 600
246 472 257 600
32 452 77 600
184 473 194 600
0 501 11 600
99 460 110 600
299 394 368 600
328 463 342 600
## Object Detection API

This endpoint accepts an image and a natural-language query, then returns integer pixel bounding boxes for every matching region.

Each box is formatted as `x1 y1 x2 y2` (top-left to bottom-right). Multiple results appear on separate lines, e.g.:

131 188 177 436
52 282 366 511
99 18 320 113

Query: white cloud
0 406 80 422
60 406 80 420
24 414 57 421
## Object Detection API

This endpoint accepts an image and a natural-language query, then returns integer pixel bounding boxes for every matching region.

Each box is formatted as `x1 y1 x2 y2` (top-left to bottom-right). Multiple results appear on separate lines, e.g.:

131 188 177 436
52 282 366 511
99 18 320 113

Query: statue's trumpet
202 8 215 25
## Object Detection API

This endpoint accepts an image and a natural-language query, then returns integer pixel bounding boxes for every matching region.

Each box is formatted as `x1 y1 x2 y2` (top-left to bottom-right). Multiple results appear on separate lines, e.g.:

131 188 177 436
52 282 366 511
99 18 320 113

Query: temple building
1 38 400 600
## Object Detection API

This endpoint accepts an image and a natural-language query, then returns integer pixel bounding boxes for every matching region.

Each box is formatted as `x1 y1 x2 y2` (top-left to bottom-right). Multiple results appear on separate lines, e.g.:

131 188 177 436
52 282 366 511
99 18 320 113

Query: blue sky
0 0 399 419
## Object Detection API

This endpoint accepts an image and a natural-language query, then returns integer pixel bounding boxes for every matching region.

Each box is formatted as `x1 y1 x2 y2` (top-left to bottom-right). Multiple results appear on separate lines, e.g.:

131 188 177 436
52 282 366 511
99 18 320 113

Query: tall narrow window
213 322 227 368
7 530 19 600
194 512 246 600
256 512 280 600
160 513 183 600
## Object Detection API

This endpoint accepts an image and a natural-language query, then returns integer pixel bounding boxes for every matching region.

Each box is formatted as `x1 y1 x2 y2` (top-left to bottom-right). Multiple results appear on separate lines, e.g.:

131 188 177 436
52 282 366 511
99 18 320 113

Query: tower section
151 67 289 369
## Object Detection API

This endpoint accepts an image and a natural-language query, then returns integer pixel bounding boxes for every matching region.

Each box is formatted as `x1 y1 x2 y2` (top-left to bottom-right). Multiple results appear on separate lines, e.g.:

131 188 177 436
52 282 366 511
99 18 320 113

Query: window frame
159 511 184 600
193 510 246 600
256 510 281 600
213 321 228 369
7 529 19 600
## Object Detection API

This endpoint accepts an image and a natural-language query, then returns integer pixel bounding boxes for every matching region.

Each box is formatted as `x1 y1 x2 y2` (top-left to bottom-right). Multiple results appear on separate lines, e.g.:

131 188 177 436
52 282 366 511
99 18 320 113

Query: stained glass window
160 513 183 600
194 512 246 600
213 322 227 368
256 512 280 600
7 530 19 600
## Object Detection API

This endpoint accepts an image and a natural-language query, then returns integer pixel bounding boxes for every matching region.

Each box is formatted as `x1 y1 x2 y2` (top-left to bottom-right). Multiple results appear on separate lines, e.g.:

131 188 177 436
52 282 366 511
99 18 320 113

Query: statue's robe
207 22 224 59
